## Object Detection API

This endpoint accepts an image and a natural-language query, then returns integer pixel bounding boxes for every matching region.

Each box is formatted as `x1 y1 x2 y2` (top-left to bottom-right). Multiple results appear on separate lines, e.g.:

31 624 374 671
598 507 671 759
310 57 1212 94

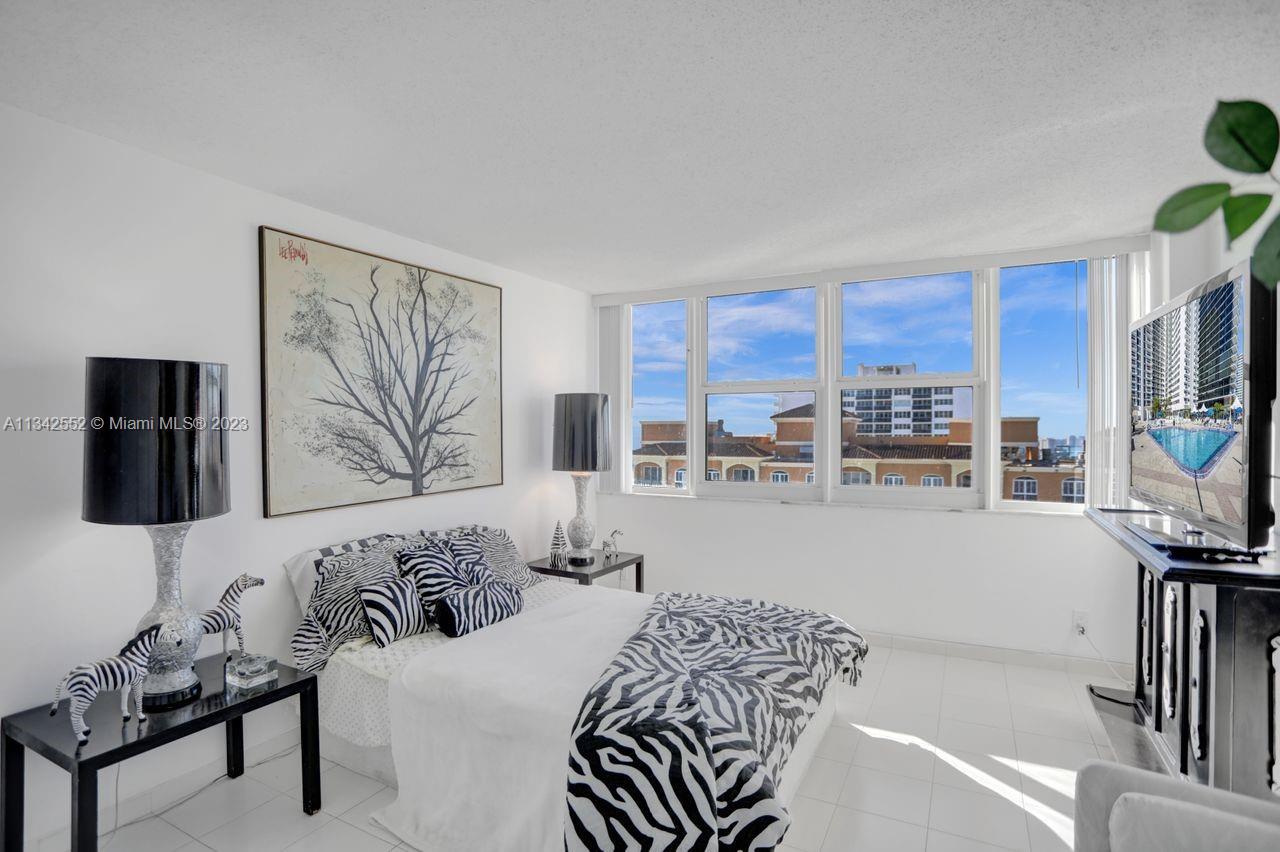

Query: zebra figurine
199 573 265 659
601 529 623 561
50 624 176 745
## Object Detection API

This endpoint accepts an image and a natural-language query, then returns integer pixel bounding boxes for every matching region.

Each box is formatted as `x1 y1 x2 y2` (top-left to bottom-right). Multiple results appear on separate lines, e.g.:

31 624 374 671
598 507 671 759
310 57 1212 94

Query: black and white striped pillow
283 532 401 612
358 576 428 648
397 540 473 613
420 525 542 589
445 532 496 584
471 527 542 589
290 536 425 671
435 579 524 638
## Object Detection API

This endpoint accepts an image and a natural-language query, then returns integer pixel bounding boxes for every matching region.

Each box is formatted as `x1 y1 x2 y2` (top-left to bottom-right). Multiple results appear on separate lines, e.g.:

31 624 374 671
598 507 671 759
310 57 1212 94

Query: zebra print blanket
565 593 868 851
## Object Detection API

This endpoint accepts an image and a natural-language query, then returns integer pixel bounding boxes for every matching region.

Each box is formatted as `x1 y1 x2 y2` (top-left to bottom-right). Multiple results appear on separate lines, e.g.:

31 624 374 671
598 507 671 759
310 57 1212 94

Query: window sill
597 489 1089 518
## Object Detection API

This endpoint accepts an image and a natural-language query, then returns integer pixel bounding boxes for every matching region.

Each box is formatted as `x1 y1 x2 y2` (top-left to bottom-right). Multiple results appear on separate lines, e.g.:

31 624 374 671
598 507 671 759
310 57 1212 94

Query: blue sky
631 261 1087 444
999 261 1088 440
631 300 688 445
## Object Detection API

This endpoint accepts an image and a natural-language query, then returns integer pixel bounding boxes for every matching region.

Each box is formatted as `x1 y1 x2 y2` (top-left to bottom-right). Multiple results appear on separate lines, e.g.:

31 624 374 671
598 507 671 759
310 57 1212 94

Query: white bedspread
316 581 583 748
372 583 653 852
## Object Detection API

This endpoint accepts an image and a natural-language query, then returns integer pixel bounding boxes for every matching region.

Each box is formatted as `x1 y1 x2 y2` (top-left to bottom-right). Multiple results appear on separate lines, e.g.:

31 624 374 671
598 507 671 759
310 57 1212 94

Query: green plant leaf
1154 183 1231 232
1254 214 1280 288
1223 194 1272 245
1203 100 1279 174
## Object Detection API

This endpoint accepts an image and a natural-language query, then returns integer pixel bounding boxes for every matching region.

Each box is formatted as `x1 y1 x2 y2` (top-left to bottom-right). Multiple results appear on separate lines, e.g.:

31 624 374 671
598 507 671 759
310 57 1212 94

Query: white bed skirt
319 729 398 788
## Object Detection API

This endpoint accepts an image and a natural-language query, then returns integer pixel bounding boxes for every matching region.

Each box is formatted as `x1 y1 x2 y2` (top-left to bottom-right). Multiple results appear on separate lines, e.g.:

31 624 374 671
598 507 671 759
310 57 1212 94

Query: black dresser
1088 508 1280 800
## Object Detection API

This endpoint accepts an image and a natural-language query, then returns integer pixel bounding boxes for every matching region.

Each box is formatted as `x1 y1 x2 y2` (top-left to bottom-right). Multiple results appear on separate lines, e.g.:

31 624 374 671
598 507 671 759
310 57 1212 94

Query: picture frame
258 226 503 517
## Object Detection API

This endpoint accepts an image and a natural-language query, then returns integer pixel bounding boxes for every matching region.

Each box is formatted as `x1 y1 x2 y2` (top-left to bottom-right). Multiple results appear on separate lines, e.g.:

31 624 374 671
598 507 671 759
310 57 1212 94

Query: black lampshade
82 357 230 525
552 393 611 473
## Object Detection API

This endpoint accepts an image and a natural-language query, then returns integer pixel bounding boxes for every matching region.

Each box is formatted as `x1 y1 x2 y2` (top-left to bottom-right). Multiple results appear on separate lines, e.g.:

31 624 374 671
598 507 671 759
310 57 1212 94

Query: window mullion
688 296 705 496
620 303 635 494
979 267 1001 508
825 281 842 501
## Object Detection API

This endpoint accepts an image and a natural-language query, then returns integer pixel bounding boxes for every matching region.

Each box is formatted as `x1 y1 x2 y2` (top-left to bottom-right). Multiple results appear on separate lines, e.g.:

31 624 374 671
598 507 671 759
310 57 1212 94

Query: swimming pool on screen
1148 427 1237 478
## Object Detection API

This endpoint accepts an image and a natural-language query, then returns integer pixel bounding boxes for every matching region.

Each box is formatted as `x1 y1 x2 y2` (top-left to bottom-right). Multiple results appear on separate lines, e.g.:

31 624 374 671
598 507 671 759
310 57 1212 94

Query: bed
294 530 863 851
315 581 843 850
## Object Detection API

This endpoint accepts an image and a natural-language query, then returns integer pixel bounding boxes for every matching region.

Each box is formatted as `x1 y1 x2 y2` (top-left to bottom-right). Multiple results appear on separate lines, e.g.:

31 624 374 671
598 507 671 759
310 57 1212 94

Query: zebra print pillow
358 576 428 648
397 540 473 614
470 527 542 589
291 536 426 671
283 533 401 612
422 525 542 589
434 579 524 638
444 532 496 584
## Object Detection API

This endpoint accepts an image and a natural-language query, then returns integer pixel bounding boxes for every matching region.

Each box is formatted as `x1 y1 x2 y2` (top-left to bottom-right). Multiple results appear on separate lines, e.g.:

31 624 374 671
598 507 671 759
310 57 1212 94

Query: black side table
528 550 644 592
2 654 320 852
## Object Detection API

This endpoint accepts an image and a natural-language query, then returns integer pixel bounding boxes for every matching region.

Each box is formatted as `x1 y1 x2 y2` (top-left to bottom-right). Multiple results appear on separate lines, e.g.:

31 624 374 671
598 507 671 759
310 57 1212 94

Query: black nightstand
2 654 320 852
528 550 644 592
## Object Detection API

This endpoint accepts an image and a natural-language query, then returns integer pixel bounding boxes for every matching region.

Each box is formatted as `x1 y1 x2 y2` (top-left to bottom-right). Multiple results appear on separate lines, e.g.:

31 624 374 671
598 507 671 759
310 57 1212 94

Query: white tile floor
780 648 1123 852
73 647 1120 852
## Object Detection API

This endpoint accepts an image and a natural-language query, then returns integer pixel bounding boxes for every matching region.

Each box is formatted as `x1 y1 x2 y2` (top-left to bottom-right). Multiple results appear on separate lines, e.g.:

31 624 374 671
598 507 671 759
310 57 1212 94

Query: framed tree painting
259 226 502 516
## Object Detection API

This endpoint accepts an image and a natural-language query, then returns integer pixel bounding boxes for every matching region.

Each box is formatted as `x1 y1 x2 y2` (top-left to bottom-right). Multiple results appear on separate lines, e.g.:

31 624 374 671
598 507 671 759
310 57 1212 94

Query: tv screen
1128 260 1274 549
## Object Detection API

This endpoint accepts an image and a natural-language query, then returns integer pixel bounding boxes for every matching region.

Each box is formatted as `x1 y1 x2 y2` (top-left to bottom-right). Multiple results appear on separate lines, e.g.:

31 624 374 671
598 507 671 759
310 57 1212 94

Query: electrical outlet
1072 610 1089 636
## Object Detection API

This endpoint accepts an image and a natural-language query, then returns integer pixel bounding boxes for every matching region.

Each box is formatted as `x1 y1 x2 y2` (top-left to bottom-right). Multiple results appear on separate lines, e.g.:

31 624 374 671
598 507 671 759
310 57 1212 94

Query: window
631 300 686 491
1062 477 1084 503
610 245 1131 509
707 287 816 382
838 385 975 490
636 464 662 486
842 273 974 375
1000 261 1087 504
705 392 815 486
1012 476 1038 501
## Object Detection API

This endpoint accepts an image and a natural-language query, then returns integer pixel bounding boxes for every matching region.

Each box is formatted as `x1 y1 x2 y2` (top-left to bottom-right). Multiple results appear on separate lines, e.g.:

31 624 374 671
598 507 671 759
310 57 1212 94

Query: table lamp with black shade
82 357 229 710
552 393 611 566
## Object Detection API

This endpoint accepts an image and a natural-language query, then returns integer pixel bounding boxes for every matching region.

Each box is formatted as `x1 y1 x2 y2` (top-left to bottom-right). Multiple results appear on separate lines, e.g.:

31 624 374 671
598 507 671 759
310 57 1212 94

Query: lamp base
142 681 202 711
138 523 204 710
566 472 596 561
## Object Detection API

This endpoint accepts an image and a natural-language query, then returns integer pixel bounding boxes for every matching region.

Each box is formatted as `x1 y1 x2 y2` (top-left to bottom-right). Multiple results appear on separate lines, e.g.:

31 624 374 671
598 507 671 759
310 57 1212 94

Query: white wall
598 494 1135 660
0 103 591 839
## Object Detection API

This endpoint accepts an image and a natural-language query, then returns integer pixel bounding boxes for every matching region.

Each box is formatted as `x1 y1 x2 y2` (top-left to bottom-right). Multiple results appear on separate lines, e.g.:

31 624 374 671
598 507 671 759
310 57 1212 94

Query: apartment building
633 407 1085 502
841 363 958 436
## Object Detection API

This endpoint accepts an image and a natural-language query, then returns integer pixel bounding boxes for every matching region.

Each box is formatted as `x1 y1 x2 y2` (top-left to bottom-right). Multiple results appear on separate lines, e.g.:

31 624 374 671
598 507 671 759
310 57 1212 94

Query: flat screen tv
1128 259 1275 550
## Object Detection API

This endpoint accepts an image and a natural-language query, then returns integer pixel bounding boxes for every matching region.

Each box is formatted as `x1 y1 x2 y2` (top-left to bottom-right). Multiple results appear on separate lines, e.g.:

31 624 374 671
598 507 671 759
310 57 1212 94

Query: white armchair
1075 760 1280 852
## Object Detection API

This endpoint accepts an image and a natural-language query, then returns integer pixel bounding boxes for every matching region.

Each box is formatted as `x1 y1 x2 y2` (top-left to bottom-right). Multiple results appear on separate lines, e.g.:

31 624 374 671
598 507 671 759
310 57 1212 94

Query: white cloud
707 288 815 367
841 274 972 351
634 360 686 373
1009 390 1086 414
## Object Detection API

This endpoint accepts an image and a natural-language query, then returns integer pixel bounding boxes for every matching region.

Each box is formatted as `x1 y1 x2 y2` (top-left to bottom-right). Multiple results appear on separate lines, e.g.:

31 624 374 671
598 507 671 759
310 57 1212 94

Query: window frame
1012 476 1039 501
635 463 663 486
695 288 825 501
621 299 690 496
989 261 1100 513
611 239 1146 511
1062 477 1085 503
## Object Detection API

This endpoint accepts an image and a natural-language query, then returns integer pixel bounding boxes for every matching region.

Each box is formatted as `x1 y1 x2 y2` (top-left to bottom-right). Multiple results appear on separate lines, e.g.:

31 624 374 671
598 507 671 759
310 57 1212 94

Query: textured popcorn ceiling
1 1 1276 293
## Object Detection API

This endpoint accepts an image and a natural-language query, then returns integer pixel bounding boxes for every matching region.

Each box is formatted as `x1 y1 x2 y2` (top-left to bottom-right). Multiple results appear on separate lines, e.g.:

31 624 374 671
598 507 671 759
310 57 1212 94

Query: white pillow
283 533 401 612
